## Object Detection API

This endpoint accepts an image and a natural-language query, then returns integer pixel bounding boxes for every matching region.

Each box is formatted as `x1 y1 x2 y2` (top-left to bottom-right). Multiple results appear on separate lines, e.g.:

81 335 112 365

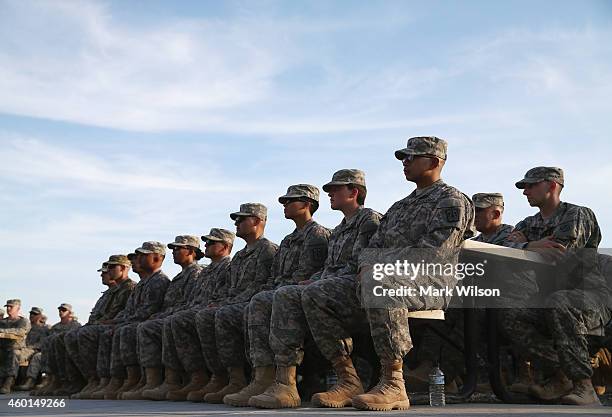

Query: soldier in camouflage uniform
196 203 278 404
13 307 50 391
92 242 169 400
329 137 474 411
250 170 381 409
71 257 135 399
501 167 610 405
0 299 31 394
161 228 234 402
35 303 81 396
224 185 330 407
138 236 205 400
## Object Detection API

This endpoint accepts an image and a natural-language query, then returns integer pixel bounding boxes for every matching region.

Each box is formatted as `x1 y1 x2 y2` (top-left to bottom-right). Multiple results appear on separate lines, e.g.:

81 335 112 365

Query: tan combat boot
186 373 228 402
249 366 301 409
528 370 573 401
203 367 246 403
71 376 99 399
103 376 125 400
15 377 35 392
38 374 62 396
404 359 432 392
167 370 209 401
119 369 146 400
114 366 140 398
224 366 275 407
142 368 182 400
0 376 15 394
88 377 111 399
312 356 364 408
561 379 601 405
352 360 410 411
122 367 162 400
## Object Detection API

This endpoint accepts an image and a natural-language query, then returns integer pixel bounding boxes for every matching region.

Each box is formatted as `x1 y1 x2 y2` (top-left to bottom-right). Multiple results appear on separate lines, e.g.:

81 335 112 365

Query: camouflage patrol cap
168 235 204 259
472 193 504 209
106 254 131 267
29 307 43 315
322 169 367 192
57 303 72 312
395 136 448 161
97 262 109 272
278 184 320 205
135 241 166 256
4 299 21 307
202 228 235 245
515 166 564 189
230 203 268 221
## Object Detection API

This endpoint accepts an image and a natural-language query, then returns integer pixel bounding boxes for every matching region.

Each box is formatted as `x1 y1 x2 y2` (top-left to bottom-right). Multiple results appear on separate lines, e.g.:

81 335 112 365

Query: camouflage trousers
78 324 110 379
215 302 250 369
500 289 611 380
195 307 224 375
248 290 277 367
113 322 140 375
44 334 62 375
52 331 82 382
169 308 206 373
0 346 19 378
138 316 177 369
302 276 416 363
61 328 84 382
26 352 42 379
268 284 310 366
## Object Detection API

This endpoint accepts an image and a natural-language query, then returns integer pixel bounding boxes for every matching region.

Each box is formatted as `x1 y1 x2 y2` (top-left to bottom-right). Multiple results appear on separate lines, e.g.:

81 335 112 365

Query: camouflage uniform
248 186 330 368
0 303 31 378
168 255 231 373
77 276 135 379
138 258 203 369
44 316 81 381
20 322 50 379
272 172 381 367
501 167 610 380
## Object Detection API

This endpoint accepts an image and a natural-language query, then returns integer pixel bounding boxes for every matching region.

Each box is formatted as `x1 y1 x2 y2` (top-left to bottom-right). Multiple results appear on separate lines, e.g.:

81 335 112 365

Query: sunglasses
58 308 68 312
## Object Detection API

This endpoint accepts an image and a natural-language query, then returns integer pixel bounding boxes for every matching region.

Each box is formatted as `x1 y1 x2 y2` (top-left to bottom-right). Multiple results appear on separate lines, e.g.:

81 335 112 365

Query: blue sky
1 0 611 322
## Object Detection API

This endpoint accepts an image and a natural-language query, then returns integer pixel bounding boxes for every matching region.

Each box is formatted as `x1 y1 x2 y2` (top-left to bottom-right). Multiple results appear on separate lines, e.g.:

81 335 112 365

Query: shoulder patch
444 207 460 223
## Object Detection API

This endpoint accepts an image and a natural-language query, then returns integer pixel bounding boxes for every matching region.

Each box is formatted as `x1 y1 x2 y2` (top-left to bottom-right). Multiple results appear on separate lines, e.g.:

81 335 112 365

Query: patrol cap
97 262 109 272
106 254 131 267
322 169 366 192
472 193 504 209
278 184 320 205
57 303 73 312
4 299 21 307
395 136 448 161
135 241 166 256
202 228 235 245
515 167 564 189
168 235 204 258
230 203 267 221
29 307 43 315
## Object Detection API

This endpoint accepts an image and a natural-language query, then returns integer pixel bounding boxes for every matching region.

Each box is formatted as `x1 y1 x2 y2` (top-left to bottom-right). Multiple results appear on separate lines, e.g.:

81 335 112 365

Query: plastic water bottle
325 370 338 390
429 365 445 406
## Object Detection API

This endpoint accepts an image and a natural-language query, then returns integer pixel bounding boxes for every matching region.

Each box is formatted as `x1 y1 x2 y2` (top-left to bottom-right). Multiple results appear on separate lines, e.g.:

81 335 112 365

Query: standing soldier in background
14 307 50 391
224 185 330 407
93 242 169 400
0 299 31 394
197 203 278 404
139 236 204 400
503 167 610 405
160 228 234 402
250 170 381 409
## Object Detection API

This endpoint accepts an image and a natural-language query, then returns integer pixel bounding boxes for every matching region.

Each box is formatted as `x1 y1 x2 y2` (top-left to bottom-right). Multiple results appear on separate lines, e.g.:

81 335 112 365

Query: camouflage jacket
473 224 514 245
49 319 80 336
0 316 31 349
225 237 278 304
111 270 170 324
507 202 606 292
97 278 136 323
367 180 474 250
270 219 330 287
312 206 381 281
25 324 50 350
152 262 203 319
86 288 113 324
188 257 232 307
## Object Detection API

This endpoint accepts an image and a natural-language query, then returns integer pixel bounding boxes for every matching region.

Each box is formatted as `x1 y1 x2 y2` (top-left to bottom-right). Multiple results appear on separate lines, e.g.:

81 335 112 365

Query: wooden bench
407 310 445 320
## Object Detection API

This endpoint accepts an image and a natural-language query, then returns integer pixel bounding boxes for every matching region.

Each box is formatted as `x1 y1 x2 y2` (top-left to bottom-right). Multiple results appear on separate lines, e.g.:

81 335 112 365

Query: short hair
347 184 367 205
